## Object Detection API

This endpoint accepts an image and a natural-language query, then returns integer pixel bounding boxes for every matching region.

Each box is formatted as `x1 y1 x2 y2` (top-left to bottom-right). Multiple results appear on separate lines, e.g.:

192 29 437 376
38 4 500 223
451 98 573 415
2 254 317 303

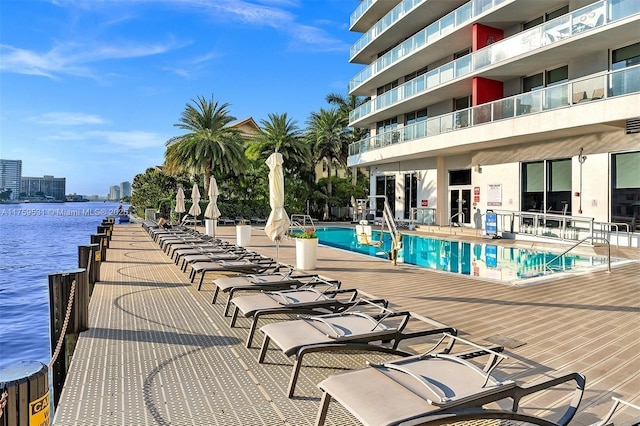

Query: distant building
21 175 66 200
119 181 131 198
109 185 121 201
0 159 22 200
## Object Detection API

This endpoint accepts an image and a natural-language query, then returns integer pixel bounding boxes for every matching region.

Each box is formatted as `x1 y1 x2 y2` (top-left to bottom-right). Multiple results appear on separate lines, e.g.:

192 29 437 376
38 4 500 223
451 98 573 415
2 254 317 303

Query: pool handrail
544 236 611 273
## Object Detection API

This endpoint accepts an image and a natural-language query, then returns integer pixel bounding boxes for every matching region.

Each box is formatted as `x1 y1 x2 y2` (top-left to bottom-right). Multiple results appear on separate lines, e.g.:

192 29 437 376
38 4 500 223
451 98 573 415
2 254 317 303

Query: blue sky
0 0 359 196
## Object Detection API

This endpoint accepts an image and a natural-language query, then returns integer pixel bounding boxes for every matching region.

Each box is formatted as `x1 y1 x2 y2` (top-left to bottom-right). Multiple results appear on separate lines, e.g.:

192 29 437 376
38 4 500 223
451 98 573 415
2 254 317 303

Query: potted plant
236 219 252 247
291 228 318 270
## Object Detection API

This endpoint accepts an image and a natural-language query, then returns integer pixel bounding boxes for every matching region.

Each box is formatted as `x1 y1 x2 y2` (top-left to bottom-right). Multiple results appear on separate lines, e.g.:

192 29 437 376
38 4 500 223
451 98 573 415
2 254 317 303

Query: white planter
205 219 217 237
236 225 252 247
295 238 318 270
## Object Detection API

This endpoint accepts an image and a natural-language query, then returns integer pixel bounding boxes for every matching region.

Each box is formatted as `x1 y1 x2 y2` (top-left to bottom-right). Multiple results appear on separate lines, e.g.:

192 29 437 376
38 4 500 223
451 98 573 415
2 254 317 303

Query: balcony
347 65 640 160
349 0 397 33
349 0 502 75
349 0 640 126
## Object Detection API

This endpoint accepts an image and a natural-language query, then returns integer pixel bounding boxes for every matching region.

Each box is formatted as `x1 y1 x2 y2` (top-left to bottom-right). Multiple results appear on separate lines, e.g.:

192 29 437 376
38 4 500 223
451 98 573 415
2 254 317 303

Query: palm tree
325 92 368 142
246 113 309 176
164 95 246 196
306 108 350 219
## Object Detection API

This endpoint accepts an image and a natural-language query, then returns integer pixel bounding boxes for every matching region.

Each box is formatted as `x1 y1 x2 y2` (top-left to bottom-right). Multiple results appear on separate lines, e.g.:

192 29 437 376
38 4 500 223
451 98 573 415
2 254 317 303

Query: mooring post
48 269 89 407
0 361 50 426
90 233 107 262
78 243 101 294
97 225 110 248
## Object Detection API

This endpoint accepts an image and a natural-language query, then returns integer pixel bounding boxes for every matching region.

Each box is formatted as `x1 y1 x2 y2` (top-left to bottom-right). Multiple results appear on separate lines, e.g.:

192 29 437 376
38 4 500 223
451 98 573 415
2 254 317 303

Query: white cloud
29 112 108 126
0 38 185 79
48 129 167 149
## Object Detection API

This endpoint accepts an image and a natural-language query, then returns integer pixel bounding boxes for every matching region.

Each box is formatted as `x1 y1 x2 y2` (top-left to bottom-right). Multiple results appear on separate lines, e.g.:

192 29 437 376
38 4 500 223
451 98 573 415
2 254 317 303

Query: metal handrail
544 236 611 273
289 214 316 233
449 212 465 234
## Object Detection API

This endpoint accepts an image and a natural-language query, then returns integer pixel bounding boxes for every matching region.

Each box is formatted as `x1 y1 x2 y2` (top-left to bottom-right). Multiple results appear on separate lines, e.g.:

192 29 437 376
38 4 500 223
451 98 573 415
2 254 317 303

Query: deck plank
53 223 640 425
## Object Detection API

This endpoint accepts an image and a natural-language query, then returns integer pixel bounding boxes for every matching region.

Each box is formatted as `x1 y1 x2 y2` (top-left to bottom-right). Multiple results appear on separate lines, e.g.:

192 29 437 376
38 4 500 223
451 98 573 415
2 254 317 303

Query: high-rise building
0 159 22 200
347 0 640 230
120 181 131 198
109 185 121 201
21 175 66 200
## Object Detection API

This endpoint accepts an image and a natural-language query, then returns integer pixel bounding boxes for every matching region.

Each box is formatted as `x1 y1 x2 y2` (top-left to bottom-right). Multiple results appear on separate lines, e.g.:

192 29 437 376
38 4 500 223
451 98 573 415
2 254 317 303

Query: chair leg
246 317 259 348
224 295 232 316
314 392 332 426
197 272 205 290
211 286 220 304
288 355 304 398
229 306 239 327
258 335 271 363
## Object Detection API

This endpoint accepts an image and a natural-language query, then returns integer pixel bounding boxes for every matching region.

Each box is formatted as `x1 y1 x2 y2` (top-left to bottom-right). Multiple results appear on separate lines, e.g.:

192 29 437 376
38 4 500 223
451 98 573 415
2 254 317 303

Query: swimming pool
315 226 617 285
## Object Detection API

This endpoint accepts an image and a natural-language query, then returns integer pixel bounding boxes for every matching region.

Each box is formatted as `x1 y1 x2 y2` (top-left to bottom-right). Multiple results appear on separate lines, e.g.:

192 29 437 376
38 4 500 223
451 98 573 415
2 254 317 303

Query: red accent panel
473 24 504 50
472 77 503 106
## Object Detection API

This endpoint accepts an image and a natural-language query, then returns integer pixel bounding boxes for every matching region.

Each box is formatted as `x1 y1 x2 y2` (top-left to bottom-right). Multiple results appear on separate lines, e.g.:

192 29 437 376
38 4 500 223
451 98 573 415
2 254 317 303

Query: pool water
315 226 613 284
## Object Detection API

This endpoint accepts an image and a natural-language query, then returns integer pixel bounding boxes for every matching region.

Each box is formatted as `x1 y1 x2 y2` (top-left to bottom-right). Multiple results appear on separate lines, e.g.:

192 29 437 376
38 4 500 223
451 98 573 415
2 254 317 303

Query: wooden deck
52 222 640 425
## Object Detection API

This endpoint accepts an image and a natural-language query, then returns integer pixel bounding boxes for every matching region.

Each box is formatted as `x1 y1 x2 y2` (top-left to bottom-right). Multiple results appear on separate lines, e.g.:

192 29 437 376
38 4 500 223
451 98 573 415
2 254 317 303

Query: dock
52 223 640 425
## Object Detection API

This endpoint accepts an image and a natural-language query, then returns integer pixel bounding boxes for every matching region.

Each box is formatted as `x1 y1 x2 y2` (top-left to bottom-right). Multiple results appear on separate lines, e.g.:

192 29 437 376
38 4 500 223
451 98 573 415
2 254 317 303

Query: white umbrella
175 187 186 221
188 183 201 229
264 152 290 265
204 176 221 237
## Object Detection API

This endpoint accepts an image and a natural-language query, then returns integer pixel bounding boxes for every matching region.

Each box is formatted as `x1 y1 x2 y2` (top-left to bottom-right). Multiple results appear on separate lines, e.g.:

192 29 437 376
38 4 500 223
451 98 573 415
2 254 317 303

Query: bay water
0 202 127 370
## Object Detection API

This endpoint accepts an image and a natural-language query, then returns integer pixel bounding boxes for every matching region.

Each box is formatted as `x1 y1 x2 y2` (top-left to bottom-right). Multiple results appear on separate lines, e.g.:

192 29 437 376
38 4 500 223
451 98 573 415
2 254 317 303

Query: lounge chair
212 269 339 316
230 284 383 348
180 246 249 272
171 242 237 264
314 333 585 426
218 217 235 226
258 302 456 397
189 255 281 290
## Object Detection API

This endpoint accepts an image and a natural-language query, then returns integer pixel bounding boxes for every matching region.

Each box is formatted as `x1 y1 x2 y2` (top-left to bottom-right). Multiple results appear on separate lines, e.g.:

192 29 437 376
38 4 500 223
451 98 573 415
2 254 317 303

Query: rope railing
49 279 77 369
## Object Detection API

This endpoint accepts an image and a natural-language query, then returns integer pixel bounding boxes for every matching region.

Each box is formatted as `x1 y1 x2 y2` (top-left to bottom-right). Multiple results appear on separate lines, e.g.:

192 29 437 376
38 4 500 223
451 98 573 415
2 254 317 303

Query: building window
521 159 571 213
611 151 640 229
523 5 568 30
523 65 568 92
404 66 428 83
449 169 471 186
376 80 398 96
376 117 398 133
612 42 640 70
404 109 427 126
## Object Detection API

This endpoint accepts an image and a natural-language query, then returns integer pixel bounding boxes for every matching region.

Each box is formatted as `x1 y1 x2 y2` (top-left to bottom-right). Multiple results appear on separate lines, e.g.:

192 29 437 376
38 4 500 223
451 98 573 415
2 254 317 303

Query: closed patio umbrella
264 152 290 264
188 183 201 229
204 176 220 237
175 186 186 222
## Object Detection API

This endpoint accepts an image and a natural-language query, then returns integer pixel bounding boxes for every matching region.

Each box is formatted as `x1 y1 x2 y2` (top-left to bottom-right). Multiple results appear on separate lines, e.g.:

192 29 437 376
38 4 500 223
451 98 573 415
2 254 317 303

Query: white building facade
347 0 640 238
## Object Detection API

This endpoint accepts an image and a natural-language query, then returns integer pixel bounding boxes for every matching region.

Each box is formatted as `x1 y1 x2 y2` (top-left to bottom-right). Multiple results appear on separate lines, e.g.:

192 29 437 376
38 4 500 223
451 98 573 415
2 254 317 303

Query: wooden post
48 269 89 407
0 361 49 426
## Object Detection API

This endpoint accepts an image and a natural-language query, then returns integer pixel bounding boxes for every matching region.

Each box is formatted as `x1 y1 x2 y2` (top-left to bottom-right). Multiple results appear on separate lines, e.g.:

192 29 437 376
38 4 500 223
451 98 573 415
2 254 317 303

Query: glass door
404 173 418 219
449 188 471 224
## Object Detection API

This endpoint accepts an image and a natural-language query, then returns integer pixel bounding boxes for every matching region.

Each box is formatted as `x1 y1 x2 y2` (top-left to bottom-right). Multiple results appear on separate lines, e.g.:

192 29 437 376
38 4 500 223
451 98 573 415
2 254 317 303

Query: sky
0 0 360 196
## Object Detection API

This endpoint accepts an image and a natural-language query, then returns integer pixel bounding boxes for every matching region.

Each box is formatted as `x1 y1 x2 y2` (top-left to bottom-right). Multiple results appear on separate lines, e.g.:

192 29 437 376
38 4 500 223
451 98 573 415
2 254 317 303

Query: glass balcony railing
348 65 640 157
350 0 374 29
350 0 640 123
350 0 426 60
349 0 508 90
